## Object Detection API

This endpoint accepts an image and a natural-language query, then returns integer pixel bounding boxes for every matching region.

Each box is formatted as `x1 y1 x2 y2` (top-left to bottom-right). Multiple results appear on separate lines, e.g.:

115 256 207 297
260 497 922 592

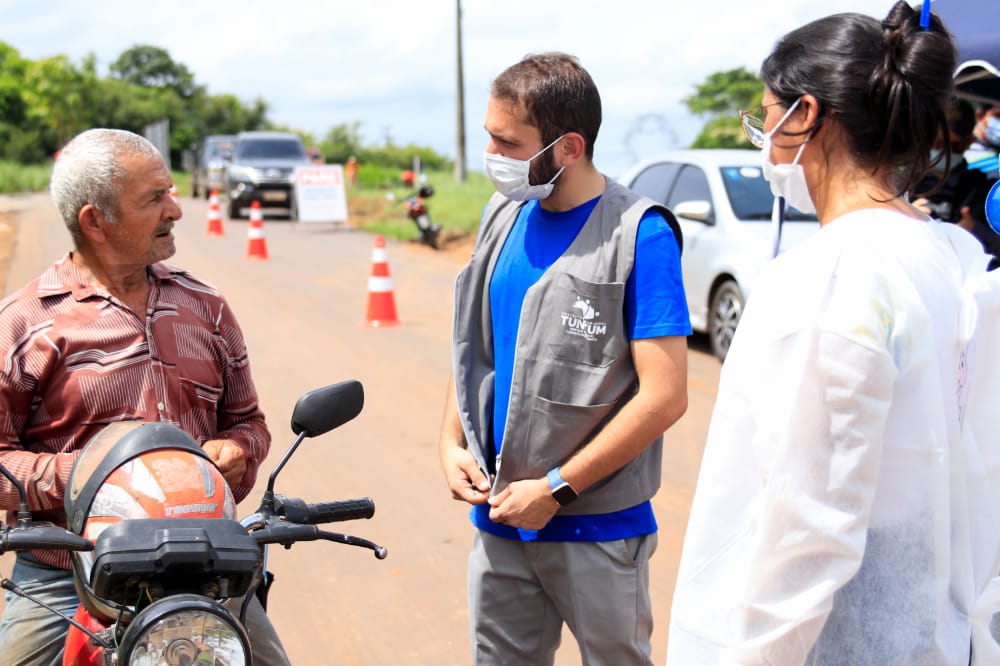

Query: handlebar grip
275 496 375 524
0 525 94 554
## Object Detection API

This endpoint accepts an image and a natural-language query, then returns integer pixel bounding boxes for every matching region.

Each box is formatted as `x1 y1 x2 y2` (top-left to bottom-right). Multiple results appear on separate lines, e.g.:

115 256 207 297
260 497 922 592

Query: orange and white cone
205 190 224 237
169 185 179 204
362 235 400 327
245 202 269 261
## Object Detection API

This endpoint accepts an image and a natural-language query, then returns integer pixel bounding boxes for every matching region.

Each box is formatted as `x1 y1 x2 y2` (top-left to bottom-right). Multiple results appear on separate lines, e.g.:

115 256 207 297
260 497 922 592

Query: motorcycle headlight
119 594 250 666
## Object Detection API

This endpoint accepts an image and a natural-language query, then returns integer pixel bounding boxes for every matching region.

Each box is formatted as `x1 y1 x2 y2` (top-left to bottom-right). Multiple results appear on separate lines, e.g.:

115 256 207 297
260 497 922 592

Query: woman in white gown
667 2 998 664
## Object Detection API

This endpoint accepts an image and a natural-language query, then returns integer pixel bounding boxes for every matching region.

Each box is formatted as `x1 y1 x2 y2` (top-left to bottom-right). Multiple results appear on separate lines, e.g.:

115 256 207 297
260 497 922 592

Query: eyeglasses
738 101 785 149
739 110 766 149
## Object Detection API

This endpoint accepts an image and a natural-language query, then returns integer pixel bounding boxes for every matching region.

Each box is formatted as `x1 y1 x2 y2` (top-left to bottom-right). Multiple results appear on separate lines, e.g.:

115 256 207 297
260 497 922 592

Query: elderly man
0 128 288 665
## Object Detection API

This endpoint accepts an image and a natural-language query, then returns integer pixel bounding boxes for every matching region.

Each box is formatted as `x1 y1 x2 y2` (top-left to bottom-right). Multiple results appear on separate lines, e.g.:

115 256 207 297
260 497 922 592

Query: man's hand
487 478 559 530
440 445 491 505
202 439 248 489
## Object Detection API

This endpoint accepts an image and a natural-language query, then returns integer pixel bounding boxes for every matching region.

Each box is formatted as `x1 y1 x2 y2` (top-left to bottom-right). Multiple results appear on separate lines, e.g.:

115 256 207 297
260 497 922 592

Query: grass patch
0 162 52 194
0 164 192 197
346 169 494 244
0 162 490 247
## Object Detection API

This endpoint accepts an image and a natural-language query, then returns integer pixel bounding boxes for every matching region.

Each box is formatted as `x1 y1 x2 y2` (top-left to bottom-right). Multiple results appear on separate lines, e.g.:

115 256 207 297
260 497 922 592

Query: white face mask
483 135 565 201
761 99 815 214
929 148 966 173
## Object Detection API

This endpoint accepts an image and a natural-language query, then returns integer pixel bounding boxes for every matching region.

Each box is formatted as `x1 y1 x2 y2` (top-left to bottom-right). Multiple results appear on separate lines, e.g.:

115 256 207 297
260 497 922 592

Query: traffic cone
205 190 224 237
169 185 179 204
245 202 269 261
362 235 400 327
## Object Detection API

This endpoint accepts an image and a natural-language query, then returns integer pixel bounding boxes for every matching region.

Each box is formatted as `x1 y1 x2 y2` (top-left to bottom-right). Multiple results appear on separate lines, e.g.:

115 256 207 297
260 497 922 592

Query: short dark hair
491 52 601 159
761 1 955 196
947 97 976 139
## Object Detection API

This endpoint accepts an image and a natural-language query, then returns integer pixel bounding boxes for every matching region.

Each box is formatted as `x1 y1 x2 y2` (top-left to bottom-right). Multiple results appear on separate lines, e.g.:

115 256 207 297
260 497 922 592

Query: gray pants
468 530 657 666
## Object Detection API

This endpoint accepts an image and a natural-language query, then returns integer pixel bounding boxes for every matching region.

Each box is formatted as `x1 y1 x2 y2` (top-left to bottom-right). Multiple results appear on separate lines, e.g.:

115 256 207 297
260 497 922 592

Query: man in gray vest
438 52 691 665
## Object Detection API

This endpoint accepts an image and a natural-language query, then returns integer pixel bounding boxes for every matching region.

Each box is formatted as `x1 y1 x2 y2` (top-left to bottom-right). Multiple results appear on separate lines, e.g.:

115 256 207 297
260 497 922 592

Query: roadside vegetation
1 38 759 246
348 166 493 244
0 161 50 193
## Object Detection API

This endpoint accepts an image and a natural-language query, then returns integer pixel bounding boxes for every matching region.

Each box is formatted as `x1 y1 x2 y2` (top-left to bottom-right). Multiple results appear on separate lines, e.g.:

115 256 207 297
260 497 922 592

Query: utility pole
454 0 468 182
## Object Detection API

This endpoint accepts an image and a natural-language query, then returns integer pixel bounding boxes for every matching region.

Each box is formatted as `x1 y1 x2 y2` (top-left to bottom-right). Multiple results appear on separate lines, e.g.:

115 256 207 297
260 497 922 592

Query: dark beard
528 145 561 190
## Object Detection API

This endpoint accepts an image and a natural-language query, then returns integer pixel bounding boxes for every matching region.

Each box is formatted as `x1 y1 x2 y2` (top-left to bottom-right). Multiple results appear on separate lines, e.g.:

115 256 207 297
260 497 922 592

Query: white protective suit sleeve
725 254 898 665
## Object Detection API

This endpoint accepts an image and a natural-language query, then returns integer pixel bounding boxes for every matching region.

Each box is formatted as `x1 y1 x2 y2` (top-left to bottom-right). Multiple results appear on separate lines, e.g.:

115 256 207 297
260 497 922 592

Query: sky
2 0 908 178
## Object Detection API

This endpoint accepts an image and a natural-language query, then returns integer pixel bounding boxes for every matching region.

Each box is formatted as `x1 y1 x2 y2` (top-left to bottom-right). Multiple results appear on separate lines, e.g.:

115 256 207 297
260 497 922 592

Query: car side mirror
673 200 713 224
221 150 232 161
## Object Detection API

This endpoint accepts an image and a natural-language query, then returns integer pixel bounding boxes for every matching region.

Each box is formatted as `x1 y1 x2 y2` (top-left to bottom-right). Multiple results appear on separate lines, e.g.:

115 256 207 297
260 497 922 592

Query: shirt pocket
542 273 627 369
178 377 224 410
522 395 619 473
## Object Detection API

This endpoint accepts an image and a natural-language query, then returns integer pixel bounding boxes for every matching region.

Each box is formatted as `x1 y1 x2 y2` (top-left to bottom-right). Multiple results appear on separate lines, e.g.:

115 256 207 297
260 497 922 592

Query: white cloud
2 0 901 176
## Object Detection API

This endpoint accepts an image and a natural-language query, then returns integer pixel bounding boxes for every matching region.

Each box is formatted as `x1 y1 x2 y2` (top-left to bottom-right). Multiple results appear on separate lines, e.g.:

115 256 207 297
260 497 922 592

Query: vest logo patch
560 296 607 341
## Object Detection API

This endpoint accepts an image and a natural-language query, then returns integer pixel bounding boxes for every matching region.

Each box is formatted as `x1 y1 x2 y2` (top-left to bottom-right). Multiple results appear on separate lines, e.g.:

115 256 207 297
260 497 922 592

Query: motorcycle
0 380 387 666
404 185 442 249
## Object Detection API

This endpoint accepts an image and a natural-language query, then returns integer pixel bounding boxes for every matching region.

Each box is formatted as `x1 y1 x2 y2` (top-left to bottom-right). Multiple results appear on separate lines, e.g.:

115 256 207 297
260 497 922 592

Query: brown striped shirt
0 254 270 569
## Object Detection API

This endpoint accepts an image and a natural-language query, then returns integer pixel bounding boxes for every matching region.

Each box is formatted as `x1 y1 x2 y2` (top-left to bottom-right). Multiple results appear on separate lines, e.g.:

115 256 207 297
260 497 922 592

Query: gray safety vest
452 178 681 515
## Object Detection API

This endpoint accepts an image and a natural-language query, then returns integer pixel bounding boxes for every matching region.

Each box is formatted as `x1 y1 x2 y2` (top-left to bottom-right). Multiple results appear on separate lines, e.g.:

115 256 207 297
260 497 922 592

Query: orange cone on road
245 202 269 261
169 185 179 205
362 235 400 327
205 190 224 237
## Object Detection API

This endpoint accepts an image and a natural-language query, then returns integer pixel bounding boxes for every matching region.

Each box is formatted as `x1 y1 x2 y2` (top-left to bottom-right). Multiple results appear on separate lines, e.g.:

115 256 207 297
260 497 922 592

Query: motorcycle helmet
65 421 238 622
418 184 434 198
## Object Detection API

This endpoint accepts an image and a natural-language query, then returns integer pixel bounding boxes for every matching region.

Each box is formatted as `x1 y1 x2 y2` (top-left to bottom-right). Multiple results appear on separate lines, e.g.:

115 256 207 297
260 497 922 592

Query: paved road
0 194 720 664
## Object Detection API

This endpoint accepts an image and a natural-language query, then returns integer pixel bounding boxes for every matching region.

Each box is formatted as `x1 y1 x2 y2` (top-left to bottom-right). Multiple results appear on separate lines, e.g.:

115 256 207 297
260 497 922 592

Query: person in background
668 3 997 664
345 154 359 187
964 102 1000 266
911 96 984 232
970 102 1000 152
0 128 289 666
439 52 690 665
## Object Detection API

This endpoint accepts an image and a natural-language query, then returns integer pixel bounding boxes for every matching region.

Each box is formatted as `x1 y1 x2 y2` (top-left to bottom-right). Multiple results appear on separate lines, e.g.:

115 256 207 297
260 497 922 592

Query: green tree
0 42 52 162
191 92 268 137
683 67 763 149
318 122 364 165
109 45 199 99
22 54 94 148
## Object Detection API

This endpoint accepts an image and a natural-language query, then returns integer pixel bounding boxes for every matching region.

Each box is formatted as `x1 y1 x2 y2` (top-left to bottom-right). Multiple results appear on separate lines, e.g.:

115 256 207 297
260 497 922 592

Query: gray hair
50 128 165 243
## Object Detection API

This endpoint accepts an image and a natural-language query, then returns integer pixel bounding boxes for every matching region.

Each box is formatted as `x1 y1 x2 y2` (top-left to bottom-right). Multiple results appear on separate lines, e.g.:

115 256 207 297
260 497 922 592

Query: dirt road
0 194 719 664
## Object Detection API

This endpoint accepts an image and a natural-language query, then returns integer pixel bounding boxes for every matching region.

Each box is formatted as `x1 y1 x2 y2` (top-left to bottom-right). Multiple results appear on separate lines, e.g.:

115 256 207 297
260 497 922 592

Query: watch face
553 483 577 506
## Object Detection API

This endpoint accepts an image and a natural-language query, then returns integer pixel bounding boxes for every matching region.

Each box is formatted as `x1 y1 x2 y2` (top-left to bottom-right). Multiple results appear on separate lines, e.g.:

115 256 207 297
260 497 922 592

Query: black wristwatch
546 467 578 507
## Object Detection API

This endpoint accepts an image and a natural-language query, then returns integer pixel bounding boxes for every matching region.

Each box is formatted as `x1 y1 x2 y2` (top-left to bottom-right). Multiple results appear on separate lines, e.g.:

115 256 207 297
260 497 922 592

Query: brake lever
252 521 387 559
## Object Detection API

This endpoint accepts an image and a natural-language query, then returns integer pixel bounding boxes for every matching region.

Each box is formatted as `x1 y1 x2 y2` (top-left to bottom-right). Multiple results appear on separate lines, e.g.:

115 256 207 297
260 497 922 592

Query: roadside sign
294 165 348 223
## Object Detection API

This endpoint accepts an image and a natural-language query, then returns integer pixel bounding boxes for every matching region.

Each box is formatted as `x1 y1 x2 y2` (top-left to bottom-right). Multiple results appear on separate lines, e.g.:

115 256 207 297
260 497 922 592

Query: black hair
491 52 601 159
760 1 955 196
947 97 976 139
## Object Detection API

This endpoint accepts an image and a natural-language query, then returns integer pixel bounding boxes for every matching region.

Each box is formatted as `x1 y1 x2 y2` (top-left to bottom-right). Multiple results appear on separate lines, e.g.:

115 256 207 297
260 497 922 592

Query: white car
619 149 819 360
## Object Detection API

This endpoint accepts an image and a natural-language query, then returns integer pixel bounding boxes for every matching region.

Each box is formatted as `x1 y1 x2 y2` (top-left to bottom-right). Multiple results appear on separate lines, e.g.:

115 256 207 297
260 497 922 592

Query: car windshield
237 139 306 160
719 165 816 221
206 141 234 160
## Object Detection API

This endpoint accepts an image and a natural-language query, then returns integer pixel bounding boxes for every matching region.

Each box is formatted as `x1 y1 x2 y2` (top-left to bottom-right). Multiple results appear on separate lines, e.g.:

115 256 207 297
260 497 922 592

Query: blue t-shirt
472 195 691 542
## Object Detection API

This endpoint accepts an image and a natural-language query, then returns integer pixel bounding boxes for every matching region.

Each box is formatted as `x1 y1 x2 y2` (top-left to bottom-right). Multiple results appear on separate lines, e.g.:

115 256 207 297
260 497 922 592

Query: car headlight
119 594 250 666
226 165 257 183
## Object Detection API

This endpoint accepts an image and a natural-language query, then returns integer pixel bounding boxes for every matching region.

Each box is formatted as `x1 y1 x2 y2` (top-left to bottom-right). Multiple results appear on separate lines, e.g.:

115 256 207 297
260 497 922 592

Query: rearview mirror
290 380 364 437
673 200 713 223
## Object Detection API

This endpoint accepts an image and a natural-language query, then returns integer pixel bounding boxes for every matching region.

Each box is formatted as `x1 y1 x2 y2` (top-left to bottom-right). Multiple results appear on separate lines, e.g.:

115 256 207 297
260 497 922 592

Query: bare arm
488 335 688 529
438 375 490 505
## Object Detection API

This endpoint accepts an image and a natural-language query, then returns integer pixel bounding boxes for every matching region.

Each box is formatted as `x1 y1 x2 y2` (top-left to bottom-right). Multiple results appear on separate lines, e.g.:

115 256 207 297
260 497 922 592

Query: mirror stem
260 431 308 516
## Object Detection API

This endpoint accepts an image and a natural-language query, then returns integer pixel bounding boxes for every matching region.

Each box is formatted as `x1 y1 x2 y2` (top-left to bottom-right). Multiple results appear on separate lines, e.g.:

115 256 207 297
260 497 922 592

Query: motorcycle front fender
63 605 108 666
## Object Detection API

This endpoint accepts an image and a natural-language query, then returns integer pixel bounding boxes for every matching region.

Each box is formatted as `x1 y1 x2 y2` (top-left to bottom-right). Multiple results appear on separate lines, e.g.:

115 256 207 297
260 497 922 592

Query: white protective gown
667 209 998 665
